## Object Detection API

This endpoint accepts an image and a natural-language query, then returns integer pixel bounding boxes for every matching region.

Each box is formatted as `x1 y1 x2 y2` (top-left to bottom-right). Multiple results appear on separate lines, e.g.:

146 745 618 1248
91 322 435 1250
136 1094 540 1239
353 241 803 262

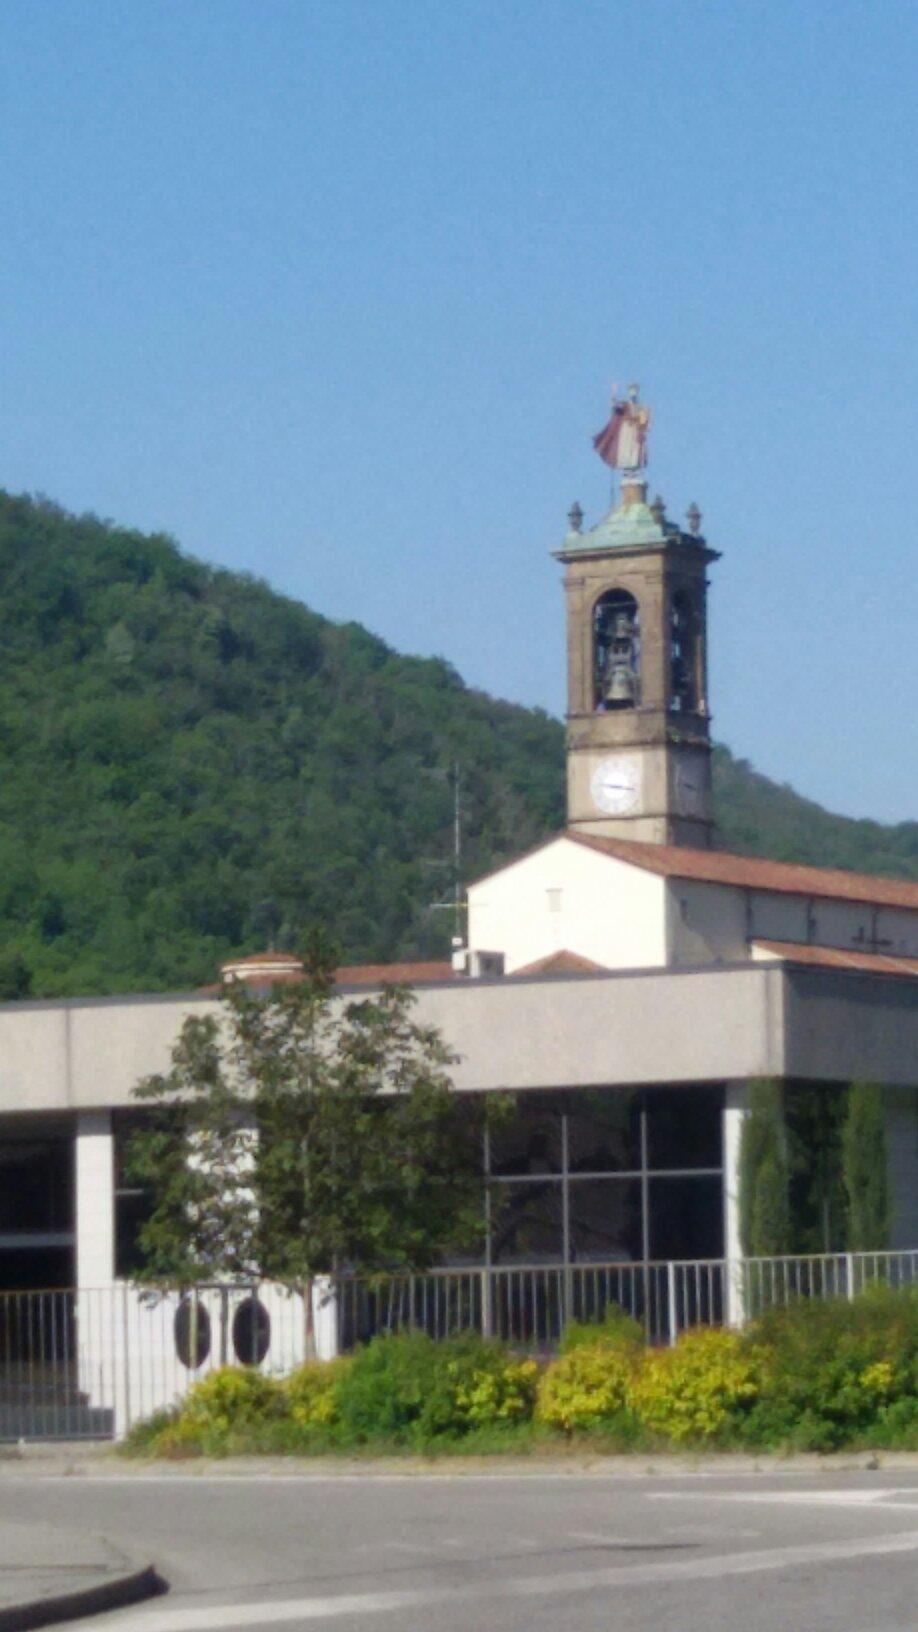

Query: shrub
284 1358 352 1433
179 1365 285 1432
741 1286 918 1450
561 1305 644 1354
628 1327 759 1443
537 1341 637 1434
333 1331 537 1447
453 1354 538 1426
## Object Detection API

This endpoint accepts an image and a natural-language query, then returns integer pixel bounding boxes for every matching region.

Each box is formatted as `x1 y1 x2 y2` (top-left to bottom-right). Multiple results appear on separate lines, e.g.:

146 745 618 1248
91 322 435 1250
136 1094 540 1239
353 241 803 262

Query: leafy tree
0 950 32 1001
842 1082 890 1251
739 1079 792 1257
785 1081 847 1253
126 943 499 1339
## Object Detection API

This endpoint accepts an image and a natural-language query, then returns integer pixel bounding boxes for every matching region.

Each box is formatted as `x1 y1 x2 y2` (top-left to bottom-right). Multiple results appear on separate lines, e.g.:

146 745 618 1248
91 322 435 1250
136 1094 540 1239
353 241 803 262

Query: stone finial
650 494 666 526
686 502 702 535
567 501 584 534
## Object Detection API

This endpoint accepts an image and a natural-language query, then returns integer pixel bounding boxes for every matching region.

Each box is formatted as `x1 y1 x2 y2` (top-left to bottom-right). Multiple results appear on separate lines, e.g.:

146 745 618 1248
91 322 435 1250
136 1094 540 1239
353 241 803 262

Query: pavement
0 1511 160 1631
2 1451 918 1630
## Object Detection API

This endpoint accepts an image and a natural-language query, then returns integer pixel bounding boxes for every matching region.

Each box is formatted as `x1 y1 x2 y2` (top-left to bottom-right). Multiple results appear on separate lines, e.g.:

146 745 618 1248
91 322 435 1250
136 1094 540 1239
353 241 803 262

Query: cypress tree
739 1078 792 1257
842 1082 890 1251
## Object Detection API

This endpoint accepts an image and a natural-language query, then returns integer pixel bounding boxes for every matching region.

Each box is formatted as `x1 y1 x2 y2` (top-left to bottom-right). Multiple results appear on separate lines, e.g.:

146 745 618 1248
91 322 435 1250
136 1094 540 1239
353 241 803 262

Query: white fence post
666 1260 678 1346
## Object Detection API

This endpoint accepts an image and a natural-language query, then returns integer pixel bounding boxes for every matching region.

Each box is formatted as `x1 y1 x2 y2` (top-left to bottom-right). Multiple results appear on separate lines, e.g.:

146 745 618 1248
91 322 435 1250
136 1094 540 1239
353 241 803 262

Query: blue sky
3 0 916 823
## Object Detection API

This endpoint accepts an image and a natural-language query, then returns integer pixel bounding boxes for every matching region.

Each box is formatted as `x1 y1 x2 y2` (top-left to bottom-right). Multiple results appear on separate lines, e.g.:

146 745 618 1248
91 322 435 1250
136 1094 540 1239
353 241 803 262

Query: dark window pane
0 1247 73 1294
113 1110 154 1275
115 1192 153 1278
565 1091 641 1173
648 1175 723 1260
0 1141 73 1232
568 1178 642 1263
645 1087 723 1171
489 1180 563 1264
489 1094 564 1177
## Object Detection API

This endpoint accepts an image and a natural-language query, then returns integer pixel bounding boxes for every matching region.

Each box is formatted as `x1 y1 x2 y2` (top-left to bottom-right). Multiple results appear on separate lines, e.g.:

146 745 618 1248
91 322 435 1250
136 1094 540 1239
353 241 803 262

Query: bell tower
554 391 719 848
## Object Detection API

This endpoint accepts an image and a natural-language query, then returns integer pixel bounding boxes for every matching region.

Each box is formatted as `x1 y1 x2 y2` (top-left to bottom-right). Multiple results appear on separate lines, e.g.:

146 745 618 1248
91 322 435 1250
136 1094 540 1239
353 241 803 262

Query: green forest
0 491 915 1000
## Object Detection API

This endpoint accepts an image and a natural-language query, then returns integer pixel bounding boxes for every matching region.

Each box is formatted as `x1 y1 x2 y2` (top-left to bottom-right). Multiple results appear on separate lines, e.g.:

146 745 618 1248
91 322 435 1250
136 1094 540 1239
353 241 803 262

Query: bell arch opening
670 590 697 713
593 590 640 711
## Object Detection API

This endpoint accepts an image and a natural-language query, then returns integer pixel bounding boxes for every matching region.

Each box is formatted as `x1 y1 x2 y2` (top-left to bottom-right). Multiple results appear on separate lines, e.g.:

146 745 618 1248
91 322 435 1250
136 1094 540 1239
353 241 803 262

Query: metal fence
0 1248 916 1441
333 1257 726 1350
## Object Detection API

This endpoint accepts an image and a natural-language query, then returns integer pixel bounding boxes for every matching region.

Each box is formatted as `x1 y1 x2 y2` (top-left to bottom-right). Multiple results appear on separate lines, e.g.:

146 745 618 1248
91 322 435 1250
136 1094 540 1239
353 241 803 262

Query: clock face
675 759 707 818
590 755 641 815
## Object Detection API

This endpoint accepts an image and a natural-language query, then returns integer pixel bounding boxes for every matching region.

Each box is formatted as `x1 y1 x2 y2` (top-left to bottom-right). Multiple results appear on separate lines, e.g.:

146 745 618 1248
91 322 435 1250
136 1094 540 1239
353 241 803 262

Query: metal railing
0 1248 915 1441
333 1257 726 1350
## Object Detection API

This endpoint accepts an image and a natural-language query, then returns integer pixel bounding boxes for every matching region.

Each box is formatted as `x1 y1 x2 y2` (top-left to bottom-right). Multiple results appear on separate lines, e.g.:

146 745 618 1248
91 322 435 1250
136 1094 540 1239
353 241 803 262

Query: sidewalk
3 1441 918 1479
0 1514 160 1631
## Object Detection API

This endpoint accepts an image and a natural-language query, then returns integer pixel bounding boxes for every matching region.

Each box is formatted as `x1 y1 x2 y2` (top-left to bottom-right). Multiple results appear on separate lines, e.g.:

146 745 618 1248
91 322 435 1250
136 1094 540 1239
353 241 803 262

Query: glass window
0 1140 72 1232
488 1180 563 1264
645 1087 723 1171
566 1091 640 1174
113 1112 154 1277
568 1178 642 1263
648 1175 723 1261
488 1094 564 1177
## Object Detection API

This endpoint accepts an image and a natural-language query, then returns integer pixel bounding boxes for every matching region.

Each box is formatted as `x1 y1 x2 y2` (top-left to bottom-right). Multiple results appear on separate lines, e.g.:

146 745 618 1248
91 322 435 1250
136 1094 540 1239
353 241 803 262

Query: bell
612 611 633 639
605 661 636 704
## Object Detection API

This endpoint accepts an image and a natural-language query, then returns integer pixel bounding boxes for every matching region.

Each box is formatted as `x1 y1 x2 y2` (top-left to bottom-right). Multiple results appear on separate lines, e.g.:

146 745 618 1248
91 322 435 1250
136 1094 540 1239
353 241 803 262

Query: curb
0 1561 164 1632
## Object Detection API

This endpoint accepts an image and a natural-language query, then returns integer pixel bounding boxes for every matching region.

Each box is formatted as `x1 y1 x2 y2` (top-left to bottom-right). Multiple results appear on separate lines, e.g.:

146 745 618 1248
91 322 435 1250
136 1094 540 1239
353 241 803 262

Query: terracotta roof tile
201 956 454 994
567 832 918 911
511 949 610 978
221 951 303 971
753 939 918 979
333 961 454 986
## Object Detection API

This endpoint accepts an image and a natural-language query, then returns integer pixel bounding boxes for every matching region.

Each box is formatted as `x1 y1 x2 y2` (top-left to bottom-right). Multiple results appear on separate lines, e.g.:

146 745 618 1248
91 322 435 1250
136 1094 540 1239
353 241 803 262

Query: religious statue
593 383 651 471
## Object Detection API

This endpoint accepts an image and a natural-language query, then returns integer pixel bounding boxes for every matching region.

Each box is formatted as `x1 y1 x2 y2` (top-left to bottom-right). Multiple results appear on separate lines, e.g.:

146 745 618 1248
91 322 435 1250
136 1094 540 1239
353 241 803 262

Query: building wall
667 881 918 967
666 879 748 965
783 967 918 1087
467 839 667 973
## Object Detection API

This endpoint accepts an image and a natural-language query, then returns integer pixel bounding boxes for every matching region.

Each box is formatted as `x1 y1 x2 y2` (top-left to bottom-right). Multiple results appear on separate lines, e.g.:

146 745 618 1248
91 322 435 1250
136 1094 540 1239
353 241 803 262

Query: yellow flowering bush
453 1357 539 1425
179 1365 285 1432
627 1327 758 1442
859 1360 895 1400
285 1358 352 1430
537 1341 636 1433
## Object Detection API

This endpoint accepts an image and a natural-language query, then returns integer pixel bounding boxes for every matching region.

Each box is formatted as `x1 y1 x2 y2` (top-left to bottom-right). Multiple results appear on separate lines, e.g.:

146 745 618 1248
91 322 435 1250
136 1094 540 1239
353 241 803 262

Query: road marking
91 1527 918 1631
649 1487 918 1511
567 1530 631 1545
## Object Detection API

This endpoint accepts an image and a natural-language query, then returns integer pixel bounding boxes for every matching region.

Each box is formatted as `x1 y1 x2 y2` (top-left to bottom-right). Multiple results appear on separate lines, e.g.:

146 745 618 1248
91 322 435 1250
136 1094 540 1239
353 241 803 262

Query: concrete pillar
723 1081 748 1326
75 1111 115 1289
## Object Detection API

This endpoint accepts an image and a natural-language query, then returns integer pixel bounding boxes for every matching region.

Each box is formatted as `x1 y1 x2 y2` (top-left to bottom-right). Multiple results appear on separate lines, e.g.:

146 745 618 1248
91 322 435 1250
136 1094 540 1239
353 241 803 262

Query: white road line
89 1527 918 1632
649 1488 918 1511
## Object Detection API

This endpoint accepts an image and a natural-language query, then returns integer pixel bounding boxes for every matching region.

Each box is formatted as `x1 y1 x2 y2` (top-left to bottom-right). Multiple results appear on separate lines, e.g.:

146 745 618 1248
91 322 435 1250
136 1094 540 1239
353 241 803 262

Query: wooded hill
0 492 915 999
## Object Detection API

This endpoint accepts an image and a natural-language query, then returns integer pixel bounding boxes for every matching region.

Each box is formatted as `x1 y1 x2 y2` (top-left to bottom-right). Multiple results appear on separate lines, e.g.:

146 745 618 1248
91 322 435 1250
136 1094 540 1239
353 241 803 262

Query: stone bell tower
554 393 719 847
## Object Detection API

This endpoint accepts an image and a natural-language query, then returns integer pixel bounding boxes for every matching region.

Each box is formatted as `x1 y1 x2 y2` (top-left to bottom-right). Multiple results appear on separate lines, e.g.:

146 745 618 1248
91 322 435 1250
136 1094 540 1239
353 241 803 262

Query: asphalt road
3 1469 918 1632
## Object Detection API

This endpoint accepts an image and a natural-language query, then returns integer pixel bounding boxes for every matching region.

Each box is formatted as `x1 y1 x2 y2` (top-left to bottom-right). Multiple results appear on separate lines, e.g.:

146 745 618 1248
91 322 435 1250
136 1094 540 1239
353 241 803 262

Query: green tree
126 941 497 1336
785 1081 847 1253
0 950 32 1001
739 1078 792 1257
842 1082 890 1251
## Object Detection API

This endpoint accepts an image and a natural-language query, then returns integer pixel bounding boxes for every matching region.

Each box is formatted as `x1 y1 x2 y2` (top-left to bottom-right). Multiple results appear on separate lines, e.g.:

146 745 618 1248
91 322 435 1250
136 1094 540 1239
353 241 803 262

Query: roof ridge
564 830 918 910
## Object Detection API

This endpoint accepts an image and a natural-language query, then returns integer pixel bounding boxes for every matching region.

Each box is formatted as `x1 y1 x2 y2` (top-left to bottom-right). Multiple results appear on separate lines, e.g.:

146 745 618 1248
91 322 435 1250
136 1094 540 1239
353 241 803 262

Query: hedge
123 1286 918 1457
